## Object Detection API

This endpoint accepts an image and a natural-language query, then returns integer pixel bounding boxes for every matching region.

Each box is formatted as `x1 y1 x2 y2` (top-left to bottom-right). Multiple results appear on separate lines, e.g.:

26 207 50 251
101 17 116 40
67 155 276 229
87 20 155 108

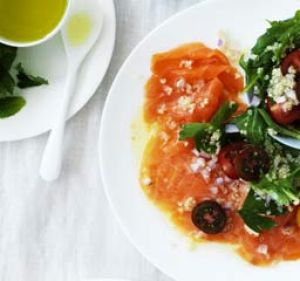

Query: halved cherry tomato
281 49 300 75
218 142 246 179
234 145 270 182
266 98 300 125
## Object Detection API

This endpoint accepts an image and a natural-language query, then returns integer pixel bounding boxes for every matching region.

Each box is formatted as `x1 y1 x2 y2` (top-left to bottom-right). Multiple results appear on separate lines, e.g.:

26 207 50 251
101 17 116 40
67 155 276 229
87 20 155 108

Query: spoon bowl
40 0 104 181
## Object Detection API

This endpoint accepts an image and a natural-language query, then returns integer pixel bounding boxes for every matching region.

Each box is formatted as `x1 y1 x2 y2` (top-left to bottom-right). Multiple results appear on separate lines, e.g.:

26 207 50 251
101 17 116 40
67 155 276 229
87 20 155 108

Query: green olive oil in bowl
0 0 68 44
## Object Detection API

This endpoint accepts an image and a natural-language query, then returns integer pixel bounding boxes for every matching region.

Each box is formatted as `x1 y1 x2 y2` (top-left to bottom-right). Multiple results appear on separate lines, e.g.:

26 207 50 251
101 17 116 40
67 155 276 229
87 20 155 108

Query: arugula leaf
232 107 300 143
241 10 300 98
16 63 48 89
179 123 211 140
211 102 238 127
233 107 266 144
179 102 238 154
0 44 17 70
258 108 300 140
239 189 286 233
0 66 15 97
0 96 26 118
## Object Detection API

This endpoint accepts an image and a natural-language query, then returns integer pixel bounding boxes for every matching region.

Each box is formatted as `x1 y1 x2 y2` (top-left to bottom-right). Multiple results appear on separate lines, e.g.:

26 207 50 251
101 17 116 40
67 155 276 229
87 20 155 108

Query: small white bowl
0 0 72 48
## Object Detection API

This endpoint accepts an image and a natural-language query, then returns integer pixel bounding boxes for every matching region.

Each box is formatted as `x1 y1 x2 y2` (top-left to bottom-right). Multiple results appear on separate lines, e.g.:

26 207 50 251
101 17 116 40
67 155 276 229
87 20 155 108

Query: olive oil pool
0 0 67 43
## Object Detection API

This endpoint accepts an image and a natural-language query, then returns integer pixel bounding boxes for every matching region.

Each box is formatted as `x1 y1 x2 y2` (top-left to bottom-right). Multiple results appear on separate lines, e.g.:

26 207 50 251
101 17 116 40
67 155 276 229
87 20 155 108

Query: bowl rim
0 0 72 48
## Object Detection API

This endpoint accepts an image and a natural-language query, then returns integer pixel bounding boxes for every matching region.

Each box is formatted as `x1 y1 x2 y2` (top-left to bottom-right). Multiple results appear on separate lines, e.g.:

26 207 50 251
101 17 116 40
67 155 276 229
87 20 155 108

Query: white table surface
0 1 199 280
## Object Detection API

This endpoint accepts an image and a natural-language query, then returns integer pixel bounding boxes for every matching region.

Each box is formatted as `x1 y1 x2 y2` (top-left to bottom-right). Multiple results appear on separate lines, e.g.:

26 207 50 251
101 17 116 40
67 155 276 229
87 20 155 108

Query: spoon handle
40 67 78 182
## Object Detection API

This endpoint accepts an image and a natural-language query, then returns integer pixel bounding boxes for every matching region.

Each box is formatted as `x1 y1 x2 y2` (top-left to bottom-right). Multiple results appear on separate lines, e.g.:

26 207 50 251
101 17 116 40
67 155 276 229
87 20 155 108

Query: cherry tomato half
218 142 246 179
234 145 270 182
266 98 300 125
281 49 300 75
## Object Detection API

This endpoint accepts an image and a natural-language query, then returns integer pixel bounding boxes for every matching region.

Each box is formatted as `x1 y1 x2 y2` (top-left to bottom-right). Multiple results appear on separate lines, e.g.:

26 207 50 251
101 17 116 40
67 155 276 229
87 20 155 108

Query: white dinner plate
99 0 300 280
0 0 115 142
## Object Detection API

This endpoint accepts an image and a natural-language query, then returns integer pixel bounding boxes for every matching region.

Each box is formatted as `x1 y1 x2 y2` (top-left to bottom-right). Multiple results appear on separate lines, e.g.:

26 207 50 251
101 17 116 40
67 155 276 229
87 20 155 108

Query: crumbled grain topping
267 67 299 112
177 197 197 213
163 85 173 96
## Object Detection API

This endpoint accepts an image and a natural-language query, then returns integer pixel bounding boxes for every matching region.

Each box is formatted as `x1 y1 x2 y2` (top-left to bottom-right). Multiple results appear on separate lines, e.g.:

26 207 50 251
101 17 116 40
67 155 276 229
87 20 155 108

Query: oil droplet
66 12 92 46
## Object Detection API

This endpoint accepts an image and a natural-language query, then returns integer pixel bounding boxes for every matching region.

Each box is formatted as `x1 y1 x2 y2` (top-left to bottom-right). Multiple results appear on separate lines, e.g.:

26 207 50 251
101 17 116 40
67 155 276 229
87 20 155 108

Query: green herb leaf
0 96 26 118
211 101 238 127
179 102 237 154
239 189 286 233
239 211 277 233
194 127 221 154
179 123 211 140
241 10 300 98
0 66 15 97
179 123 221 154
16 63 48 89
252 168 300 206
0 43 17 70
258 108 300 140
233 107 266 144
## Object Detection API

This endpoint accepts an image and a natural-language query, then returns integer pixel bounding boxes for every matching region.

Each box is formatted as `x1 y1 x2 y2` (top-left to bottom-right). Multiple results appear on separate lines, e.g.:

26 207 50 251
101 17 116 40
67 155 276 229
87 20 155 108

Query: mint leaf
0 96 26 118
0 44 17 70
0 66 15 97
16 63 48 89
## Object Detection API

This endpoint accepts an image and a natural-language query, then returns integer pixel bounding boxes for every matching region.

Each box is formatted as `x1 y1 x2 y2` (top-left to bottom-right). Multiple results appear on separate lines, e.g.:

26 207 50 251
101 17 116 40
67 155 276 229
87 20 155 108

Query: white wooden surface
0 1 199 280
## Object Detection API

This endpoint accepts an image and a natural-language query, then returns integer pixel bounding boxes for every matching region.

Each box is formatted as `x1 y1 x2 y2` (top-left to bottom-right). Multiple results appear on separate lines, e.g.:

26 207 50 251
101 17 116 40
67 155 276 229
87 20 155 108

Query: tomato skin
234 145 270 182
218 143 246 179
281 50 300 75
266 98 300 125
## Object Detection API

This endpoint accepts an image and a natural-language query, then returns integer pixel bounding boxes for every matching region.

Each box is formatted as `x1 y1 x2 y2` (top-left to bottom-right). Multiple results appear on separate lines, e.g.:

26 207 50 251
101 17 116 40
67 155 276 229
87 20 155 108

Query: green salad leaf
232 107 300 144
179 102 238 154
258 108 300 140
240 10 300 98
0 96 26 118
211 102 238 127
233 107 266 144
239 189 286 233
179 123 211 140
253 167 300 206
16 63 48 89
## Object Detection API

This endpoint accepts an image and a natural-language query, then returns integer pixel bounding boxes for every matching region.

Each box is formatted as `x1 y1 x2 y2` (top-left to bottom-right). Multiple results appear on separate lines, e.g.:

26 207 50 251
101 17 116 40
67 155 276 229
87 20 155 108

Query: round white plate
0 0 115 142
99 0 300 280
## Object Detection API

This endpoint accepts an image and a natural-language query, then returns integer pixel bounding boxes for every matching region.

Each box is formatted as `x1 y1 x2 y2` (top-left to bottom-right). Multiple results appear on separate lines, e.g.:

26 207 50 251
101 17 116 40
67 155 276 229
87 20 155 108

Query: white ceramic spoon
40 0 104 181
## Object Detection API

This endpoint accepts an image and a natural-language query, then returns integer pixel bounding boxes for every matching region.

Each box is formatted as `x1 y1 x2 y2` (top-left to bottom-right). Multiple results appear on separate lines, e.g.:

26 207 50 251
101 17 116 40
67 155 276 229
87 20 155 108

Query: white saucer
0 0 115 142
